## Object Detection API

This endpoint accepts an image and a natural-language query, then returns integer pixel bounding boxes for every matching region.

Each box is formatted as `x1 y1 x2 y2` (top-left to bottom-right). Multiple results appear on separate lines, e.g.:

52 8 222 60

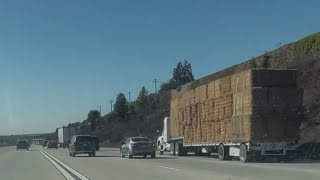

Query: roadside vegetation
65 60 195 146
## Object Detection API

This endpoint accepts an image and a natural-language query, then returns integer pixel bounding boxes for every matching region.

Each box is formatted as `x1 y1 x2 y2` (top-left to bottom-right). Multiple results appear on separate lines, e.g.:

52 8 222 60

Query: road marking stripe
41 150 82 180
39 150 76 180
41 150 91 180
157 166 180 171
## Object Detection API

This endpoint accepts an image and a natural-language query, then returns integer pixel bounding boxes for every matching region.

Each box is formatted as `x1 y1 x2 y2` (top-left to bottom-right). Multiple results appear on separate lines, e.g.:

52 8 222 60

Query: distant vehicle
58 127 76 148
43 140 48 148
47 140 58 149
16 140 29 150
69 135 95 157
120 137 156 159
91 136 100 151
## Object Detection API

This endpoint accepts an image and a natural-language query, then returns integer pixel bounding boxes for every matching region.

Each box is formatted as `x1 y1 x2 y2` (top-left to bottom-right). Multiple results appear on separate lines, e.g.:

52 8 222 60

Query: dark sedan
16 140 29 150
92 136 99 151
47 141 58 149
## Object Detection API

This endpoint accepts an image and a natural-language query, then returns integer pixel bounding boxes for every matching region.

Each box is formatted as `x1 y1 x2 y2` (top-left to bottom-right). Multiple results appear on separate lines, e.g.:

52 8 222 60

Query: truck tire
170 143 175 156
218 144 230 160
175 142 181 156
239 144 251 162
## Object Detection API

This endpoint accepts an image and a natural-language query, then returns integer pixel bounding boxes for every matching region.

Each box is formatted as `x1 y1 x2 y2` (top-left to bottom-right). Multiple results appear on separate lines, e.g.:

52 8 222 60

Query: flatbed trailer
158 69 303 162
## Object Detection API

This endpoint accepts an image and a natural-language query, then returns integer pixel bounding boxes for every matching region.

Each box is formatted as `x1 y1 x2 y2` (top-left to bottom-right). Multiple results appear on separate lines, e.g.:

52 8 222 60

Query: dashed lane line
157 165 180 171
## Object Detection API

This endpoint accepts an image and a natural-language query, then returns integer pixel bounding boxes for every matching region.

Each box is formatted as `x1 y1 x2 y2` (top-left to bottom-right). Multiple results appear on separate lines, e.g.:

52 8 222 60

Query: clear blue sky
0 0 319 135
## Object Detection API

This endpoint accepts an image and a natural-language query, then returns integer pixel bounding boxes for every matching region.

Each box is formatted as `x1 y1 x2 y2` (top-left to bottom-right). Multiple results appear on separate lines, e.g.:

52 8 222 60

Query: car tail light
131 144 136 149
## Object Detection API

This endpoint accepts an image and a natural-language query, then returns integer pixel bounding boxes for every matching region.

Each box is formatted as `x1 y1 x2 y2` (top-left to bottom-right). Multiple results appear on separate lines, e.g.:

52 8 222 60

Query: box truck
58 127 76 148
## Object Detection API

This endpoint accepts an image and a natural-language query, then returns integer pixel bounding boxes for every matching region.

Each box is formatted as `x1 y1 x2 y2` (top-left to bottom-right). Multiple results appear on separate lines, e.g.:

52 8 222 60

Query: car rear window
76 136 93 142
131 138 150 142
18 141 27 145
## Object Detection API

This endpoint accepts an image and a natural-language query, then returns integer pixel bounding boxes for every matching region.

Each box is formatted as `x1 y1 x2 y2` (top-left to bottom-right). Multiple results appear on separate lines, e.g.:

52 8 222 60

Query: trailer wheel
218 144 230 160
170 143 175 156
175 142 181 156
239 144 250 162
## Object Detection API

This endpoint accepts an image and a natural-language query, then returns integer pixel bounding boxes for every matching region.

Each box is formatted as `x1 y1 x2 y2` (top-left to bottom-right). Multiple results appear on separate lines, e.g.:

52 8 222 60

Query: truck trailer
58 127 76 148
157 68 303 162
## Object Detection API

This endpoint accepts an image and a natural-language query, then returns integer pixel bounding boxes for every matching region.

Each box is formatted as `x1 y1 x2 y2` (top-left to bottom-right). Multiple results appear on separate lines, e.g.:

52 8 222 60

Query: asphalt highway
1 146 320 180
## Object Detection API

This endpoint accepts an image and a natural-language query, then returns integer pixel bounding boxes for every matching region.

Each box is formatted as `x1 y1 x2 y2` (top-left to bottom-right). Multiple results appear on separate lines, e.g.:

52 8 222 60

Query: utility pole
97 105 102 116
128 92 131 102
152 78 159 95
108 100 113 112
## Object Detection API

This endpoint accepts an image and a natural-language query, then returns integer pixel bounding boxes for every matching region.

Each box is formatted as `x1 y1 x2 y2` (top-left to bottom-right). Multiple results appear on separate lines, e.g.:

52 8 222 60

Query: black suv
16 140 29 150
92 136 100 151
69 135 95 157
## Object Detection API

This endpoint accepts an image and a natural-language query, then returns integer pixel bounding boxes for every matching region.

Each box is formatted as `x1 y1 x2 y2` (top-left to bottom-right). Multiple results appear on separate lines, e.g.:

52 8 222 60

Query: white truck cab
157 117 171 155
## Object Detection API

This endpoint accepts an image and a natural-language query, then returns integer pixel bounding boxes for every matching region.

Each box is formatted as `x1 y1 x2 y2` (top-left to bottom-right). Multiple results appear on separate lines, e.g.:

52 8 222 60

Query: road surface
1 146 320 180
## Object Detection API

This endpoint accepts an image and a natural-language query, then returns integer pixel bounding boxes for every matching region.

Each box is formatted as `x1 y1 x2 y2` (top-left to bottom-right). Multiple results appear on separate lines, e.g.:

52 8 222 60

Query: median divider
39 149 91 180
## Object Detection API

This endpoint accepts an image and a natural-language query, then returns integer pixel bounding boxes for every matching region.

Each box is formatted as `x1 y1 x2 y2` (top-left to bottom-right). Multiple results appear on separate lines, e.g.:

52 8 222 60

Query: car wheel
128 152 132 159
120 149 125 158
151 153 156 159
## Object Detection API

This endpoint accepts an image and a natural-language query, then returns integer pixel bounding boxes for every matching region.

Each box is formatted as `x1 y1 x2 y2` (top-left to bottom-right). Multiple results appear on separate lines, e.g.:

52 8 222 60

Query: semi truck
157 68 303 162
58 127 76 148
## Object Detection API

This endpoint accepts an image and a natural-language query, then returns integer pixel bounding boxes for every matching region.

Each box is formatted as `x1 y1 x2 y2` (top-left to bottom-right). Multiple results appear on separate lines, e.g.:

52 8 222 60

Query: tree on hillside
159 60 195 92
250 59 257 68
159 79 176 93
87 110 100 131
114 93 129 118
172 60 194 86
262 54 271 68
136 87 149 108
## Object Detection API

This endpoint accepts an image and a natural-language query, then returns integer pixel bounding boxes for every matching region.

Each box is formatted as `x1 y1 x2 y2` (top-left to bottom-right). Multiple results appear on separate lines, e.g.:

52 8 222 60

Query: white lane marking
39 150 75 180
41 150 91 180
157 165 180 171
